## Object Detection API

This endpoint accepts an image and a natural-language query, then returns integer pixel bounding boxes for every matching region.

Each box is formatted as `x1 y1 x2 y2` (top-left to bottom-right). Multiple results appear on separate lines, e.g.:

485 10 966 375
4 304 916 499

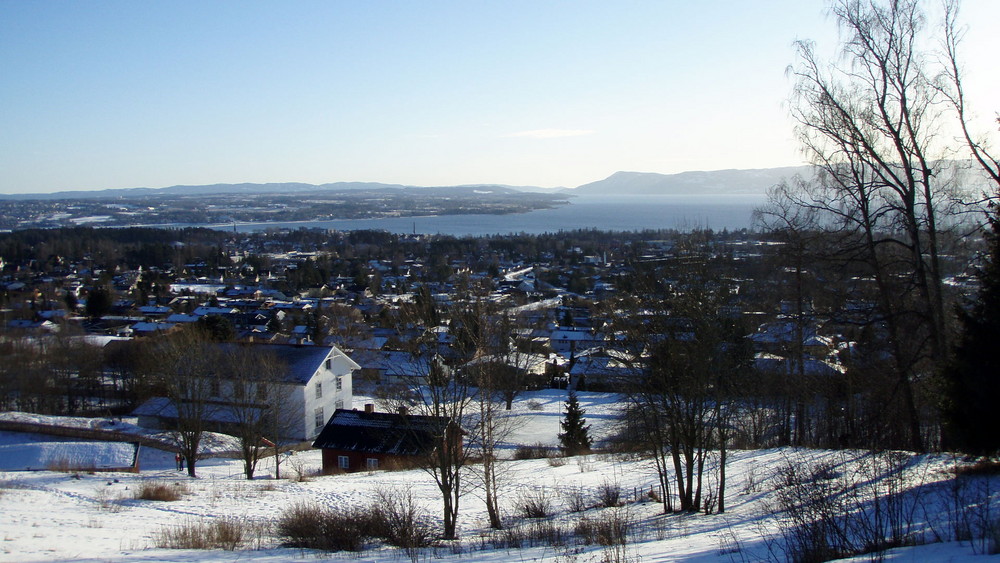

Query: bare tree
138 328 223 477
378 296 475 539
221 344 295 480
613 272 748 513
939 0 1000 195
773 0 978 450
467 360 523 529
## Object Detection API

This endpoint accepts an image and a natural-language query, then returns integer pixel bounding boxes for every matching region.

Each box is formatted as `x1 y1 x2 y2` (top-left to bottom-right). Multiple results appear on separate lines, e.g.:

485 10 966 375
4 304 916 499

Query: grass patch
135 481 187 502
154 517 253 550
46 458 96 473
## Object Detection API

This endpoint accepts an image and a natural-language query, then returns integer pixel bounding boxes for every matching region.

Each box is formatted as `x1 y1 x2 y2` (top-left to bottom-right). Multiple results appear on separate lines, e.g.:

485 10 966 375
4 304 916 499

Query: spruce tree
558 392 592 456
942 211 1000 455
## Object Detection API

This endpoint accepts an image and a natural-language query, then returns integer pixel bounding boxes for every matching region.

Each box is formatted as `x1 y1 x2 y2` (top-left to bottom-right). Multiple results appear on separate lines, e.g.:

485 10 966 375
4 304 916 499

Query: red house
312 404 462 473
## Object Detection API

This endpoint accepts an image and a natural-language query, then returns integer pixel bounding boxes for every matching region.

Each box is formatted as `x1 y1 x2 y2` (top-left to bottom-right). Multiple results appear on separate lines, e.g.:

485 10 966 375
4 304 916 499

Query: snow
2 390 999 562
0 438 137 471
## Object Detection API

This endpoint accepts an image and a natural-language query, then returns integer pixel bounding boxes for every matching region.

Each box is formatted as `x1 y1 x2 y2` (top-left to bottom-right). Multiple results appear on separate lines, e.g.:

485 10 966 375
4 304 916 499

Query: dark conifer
942 211 1000 455
558 392 592 456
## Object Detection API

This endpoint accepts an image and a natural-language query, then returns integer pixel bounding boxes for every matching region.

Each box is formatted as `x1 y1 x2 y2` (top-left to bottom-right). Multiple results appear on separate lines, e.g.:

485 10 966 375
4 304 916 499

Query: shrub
596 481 623 508
772 452 925 562
952 460 1000 476
565 487 589 513
575 509 631 546
277 502 368 552
990 518 1000 556
46 458 96 473
513 443 553 460
370 487 436 550
280 493 436 556
547 456 567 467
487 521 569 550
154 517 249 550
518 487 553 519
136 481 186 502
524 520 567 547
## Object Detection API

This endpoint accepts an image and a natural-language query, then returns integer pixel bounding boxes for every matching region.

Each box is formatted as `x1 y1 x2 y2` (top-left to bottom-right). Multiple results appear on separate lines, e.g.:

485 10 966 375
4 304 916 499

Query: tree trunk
718 443 727 513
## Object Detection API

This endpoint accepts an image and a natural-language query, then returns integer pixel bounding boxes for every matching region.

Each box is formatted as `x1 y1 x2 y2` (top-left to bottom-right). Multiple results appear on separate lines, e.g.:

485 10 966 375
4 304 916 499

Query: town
0 184 569 230
0 223 982 446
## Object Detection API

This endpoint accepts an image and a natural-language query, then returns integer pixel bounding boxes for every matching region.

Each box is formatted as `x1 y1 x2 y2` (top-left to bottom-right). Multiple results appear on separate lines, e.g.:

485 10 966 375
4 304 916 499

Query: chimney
364 403 375 414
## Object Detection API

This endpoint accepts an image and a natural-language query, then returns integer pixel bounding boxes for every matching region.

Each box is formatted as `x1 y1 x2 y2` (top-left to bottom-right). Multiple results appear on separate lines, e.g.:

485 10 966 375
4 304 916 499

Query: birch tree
771 0 981 450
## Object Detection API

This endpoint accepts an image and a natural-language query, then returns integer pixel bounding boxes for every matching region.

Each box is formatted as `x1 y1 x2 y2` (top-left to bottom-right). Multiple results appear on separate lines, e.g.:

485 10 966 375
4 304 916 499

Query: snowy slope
2 390 999 562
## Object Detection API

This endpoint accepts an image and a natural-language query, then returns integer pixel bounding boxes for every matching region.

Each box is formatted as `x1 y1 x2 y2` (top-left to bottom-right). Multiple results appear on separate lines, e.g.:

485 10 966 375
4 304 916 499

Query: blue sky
1 1 997 194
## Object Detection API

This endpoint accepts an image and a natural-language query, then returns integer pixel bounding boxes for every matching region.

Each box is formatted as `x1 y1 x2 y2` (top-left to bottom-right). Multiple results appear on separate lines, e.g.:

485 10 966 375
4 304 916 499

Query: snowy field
1 390 999 562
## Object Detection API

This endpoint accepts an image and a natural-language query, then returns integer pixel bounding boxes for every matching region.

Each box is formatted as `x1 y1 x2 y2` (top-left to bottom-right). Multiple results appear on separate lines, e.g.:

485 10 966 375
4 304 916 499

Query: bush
952 460 1000 476
46 458 96 473
575 509 631 546
487 520 569 550
371 487 436 550
278 494 435 555
513 443 554 460
991 518 1000 556
596 481 623 508
277 502 369 552
773 452 925 563
136 481 186 502
565 487 589 513
154 517 250 550
518 487 553 519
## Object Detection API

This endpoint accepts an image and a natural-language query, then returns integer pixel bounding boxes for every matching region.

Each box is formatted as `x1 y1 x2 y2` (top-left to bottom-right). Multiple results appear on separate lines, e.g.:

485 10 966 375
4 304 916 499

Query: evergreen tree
84 285 113 319
942 211 1000 455
558 392 591 456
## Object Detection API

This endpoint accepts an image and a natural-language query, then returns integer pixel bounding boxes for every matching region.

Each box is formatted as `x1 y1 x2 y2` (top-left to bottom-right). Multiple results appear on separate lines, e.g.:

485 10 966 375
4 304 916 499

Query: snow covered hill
1 390 998 562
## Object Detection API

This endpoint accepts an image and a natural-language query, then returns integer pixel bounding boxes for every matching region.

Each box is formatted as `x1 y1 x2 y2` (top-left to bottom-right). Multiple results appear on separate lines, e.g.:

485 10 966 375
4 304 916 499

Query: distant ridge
571 166 813 196
0 181 544 200
0 166 822 200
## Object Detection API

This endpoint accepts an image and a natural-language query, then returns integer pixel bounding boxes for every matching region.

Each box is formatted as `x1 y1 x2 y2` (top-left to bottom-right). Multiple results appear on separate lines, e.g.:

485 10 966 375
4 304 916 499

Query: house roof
132 396 268 425
311 409 451 456
240 344 359 385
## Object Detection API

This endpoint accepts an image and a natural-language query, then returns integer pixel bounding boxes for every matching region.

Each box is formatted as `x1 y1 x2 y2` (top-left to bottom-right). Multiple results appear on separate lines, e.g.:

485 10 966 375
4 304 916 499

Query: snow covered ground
2 390 999 562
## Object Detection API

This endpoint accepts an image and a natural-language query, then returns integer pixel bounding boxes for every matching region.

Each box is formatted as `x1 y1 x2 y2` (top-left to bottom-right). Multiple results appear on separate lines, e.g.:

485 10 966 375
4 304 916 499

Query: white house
133 344 359 441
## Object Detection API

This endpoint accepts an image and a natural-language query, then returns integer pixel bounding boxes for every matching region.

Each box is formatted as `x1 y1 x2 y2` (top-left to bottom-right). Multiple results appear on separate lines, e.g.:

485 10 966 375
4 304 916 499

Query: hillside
1 389 998 562
0 182 546 201
572 166 813 196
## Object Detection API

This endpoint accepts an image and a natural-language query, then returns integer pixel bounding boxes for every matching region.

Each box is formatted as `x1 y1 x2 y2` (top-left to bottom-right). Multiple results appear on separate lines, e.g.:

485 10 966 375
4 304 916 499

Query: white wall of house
300 347 357 439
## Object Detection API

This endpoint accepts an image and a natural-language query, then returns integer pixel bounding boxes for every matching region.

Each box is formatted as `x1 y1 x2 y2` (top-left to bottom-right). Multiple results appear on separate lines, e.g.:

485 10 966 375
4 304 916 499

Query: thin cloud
504 129 595 139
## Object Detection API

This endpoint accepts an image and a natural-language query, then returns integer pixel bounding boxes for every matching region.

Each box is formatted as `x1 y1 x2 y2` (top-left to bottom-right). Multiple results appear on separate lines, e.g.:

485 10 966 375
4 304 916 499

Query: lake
200 194 767 236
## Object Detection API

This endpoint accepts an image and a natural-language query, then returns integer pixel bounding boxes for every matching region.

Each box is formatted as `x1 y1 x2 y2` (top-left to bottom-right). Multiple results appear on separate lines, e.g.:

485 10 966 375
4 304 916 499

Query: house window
210 379 220 398
335 399 344 410
366 458 378 470
335 376 342 391
315 382 322 399
314 407 324 430
256 384 267 401
325 358 332 370
338 455 350 470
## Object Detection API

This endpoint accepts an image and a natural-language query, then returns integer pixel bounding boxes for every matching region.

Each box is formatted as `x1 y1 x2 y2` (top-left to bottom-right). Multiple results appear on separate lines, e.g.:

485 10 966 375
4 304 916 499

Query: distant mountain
0 182 546 200
571 166 814 196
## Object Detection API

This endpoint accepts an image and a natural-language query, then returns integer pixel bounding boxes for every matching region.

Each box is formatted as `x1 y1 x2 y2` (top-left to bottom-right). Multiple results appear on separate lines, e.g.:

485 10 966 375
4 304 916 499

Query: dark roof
256 344 334 385
216 343 336 385
311 409 450 456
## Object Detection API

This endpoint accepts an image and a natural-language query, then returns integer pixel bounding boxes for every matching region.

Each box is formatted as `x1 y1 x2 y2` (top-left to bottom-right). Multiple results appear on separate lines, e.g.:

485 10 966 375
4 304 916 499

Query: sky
1 1 998 194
